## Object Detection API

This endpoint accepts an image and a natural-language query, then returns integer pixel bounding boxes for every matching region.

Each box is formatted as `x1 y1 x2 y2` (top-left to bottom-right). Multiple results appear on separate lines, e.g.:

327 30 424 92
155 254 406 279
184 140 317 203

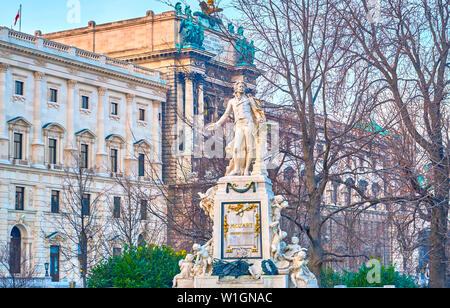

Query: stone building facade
0 27 168 285
43 6 260 249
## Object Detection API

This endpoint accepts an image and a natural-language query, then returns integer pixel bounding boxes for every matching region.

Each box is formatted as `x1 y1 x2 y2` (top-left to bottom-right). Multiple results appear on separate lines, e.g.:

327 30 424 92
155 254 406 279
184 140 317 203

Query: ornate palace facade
0 27 168 286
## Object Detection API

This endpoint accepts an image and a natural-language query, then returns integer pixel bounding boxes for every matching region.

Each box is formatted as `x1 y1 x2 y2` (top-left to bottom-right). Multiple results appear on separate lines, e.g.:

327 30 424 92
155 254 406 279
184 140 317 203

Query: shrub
321 260 419 288
88 243 186 288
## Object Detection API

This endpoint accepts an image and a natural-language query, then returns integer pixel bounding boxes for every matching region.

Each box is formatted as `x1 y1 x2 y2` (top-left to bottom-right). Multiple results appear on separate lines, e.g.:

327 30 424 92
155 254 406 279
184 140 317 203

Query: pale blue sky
1 0 238 35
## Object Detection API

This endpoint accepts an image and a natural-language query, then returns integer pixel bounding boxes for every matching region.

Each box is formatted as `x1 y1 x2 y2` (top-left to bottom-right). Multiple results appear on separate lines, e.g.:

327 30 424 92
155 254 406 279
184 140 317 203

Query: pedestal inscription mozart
222 201 262 259
173 80 318 289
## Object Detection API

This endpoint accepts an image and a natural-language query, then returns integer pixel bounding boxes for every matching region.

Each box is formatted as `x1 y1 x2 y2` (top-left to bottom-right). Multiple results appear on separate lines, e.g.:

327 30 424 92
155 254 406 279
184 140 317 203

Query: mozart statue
207 81 266 176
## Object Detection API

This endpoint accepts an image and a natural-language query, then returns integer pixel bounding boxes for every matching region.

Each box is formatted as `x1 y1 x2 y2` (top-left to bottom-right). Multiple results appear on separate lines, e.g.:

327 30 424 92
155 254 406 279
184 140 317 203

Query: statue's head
281 231 288 239
185 254 194 262
234 80 247 96
193 243 200 251
291 236 299 245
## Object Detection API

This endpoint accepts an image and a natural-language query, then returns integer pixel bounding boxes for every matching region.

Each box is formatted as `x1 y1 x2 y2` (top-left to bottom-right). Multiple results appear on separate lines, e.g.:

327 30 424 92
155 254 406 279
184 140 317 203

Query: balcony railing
0 27 165 85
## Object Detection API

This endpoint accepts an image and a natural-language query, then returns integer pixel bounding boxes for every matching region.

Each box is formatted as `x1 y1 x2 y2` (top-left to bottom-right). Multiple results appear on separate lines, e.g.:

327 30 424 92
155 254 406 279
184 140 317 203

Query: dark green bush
88 243 186 288
321 260 419 288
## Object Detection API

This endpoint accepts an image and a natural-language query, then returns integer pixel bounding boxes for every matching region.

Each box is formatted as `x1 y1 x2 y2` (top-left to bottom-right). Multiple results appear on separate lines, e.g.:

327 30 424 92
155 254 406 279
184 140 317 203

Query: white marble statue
276 236 302 273
172 254 195 288
283 250 318 288
206 81 266 176
198 186 218 220
193 240 214 276
270 195 288 229
270 227 287 262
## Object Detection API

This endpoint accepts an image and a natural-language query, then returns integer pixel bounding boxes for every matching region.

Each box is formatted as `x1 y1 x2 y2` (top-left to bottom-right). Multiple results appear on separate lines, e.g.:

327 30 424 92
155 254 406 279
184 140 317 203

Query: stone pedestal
212 175 274 266
195 275 289 289
174 171 318 289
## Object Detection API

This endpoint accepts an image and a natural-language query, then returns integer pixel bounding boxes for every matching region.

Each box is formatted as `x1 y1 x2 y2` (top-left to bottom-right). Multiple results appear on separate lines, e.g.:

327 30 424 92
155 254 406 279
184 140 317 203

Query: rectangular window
113 197 121 218
15 187 25 211
111 102 118 116
138 154 145 177
139 108 146 121
82 194 90 216
48 138 57 164
14 81 24 96
80 144 89 169
140 200 147 221
14 133 23 160
49 88 58 103
50 245 60 282
111 149 118 173
51 190 60 214
81 96 89 110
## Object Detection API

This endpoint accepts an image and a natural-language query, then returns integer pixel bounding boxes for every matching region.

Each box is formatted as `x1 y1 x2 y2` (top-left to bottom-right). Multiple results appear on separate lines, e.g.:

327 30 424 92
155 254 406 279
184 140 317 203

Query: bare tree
229 0 395 285
0 241 38 288
107 174 165 250
335 0 449 287
50 154 108 288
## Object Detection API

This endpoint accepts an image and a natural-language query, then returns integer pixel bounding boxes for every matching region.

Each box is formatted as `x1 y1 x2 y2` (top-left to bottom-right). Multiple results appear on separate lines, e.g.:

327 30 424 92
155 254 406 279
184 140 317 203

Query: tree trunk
429 158 449 288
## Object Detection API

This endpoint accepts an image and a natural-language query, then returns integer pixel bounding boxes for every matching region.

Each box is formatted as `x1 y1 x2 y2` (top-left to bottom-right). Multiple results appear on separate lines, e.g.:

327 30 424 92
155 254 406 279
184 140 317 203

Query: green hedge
321 261 419 288
88 243 186 288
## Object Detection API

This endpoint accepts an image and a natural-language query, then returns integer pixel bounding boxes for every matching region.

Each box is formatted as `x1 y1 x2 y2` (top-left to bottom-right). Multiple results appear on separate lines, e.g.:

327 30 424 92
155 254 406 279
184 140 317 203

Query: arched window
9 227 21 274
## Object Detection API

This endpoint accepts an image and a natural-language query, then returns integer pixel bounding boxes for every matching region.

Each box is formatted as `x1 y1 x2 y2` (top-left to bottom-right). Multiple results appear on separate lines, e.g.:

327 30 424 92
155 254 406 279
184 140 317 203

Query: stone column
152 101 160 162
0 63 10 162
184 77 194 156
64 80 77 166
196 81 205 156
124 93 136 176
152 101 161 179
31 72 46 168
95 87 108 173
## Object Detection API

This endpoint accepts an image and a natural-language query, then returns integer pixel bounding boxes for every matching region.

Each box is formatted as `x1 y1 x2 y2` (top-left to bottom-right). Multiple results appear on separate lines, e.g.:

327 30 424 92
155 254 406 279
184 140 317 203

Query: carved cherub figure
193 240 213 276
283 236 302 258
198 186 217 220
284 250 317 288
172 254 195 288
270 195 288 229
270 228 287 262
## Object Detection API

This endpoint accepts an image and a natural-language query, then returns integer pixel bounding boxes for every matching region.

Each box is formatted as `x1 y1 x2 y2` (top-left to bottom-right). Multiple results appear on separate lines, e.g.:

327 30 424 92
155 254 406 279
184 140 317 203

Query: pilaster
124 93 136 176
31 71 45 168
0 63 10 162
95 86 108 173
64 79 78 166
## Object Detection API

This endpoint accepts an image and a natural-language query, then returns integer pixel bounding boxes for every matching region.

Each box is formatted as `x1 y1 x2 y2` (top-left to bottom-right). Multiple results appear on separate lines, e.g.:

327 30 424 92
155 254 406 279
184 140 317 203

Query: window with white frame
43 123 65 167
79 89 93 115
105 134 125 175
109 96 121 121
75 129 96 170
137 103 148 127
8 117 31 164
134 140 152 179
12 74 27 103
47 82 62 108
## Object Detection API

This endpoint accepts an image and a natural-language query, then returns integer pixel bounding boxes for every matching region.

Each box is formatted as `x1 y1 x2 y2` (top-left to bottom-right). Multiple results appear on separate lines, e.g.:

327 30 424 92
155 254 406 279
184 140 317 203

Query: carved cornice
178 71 206 83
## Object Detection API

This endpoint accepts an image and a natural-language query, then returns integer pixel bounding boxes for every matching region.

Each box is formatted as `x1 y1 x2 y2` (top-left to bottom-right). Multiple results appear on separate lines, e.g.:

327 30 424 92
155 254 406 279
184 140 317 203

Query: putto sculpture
207 81 265 176
172 254 195 288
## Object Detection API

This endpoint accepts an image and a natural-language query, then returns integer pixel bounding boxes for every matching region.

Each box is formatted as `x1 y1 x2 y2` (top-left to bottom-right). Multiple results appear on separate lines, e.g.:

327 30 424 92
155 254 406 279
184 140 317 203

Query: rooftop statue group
176 1 255 65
